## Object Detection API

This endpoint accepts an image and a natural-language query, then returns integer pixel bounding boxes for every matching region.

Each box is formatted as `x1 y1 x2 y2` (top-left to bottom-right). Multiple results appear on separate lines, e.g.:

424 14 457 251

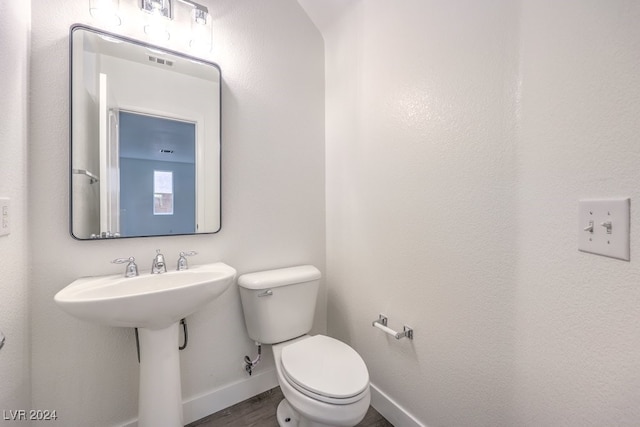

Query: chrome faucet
112 256 139 278
151 249 167 274
177 251 198 271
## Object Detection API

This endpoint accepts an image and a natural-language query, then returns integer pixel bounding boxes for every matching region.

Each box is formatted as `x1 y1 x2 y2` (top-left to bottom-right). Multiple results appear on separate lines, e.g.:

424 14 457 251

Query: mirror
70 25 221 239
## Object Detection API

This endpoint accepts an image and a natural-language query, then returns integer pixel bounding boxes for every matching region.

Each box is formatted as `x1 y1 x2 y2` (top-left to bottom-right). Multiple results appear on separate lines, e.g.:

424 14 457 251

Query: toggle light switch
584 221 594 233
578 198 630 261
600 221 612 234
0 198 9 237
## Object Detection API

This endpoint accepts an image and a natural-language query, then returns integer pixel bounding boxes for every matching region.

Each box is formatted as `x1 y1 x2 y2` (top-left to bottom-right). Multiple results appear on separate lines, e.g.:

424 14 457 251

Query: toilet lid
281 335 369 400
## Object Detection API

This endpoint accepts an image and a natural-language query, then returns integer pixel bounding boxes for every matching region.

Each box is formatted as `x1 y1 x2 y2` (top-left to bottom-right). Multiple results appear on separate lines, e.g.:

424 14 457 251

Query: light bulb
189 9 212 53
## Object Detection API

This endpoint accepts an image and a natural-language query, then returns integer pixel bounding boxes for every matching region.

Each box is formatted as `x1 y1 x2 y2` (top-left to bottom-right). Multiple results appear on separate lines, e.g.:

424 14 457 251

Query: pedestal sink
54 262 236 427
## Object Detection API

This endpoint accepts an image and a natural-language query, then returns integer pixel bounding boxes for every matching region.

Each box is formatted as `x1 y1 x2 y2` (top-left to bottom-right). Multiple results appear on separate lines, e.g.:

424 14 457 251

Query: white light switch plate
0 198 9 237
578 198 630 261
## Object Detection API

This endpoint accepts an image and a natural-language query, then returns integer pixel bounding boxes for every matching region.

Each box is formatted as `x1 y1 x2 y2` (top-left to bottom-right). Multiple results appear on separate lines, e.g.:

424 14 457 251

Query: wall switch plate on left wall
0 198 9 237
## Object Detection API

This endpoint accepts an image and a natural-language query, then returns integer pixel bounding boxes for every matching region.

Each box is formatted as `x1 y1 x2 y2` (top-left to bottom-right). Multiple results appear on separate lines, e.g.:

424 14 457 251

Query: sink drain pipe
244 342 262 376
134 318 189 363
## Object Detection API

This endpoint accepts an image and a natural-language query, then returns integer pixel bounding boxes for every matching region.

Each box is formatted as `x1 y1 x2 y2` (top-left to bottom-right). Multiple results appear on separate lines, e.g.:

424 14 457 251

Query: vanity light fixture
176 0 209 24
88 0 212 50
139 0 212 51
180 0 213 53
140 0 173 19
140 0 172 40
89 0 122 27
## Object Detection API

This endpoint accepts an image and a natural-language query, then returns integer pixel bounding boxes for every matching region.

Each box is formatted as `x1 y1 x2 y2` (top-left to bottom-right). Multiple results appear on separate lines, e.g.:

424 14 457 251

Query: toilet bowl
237 266 371 427
273 335 371 427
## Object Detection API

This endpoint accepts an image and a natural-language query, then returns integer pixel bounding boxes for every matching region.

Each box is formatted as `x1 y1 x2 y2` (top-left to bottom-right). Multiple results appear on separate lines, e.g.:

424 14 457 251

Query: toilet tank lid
238 265 321 290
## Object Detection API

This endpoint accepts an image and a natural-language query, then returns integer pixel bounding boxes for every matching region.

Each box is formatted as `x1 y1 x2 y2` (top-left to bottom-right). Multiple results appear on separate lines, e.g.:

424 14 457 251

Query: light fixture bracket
176 0 209 14
176 0 209 25
140 0 173 19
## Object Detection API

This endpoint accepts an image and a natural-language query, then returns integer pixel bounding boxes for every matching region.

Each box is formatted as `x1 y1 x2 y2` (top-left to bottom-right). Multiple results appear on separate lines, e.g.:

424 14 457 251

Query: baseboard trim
119 373 423 427
119 369 278 427
370 383 425 427
183 369 278 424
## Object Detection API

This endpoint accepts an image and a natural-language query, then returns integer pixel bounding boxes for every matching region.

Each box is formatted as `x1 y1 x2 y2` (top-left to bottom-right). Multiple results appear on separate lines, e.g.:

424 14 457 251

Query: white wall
16 0 640 425
512 1 640 424
324 1 519 425
29 0 324 425
0 0 31 415
322 0 640 426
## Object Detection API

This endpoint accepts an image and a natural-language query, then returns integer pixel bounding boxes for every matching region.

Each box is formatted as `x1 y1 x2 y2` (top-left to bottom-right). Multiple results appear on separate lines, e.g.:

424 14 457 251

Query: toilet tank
238 265 321 344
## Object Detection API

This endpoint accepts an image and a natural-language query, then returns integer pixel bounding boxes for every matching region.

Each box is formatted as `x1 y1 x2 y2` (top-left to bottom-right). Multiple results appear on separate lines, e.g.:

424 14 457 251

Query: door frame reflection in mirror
119 110 197 236
69 24 221 240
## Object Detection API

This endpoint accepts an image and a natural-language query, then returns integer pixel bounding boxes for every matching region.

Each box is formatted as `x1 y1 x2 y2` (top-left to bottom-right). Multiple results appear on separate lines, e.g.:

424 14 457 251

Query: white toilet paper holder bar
372 314 413 340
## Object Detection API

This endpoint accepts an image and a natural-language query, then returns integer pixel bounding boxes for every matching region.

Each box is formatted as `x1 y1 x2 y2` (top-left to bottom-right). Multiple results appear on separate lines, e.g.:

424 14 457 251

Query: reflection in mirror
70 25 221 239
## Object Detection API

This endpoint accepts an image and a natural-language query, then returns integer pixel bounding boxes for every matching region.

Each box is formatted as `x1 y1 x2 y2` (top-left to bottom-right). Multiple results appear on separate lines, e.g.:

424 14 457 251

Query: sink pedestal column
137 322 183 427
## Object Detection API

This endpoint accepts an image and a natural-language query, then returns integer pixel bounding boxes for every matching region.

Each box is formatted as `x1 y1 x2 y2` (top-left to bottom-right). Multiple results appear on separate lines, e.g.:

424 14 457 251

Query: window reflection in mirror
70 25 221 239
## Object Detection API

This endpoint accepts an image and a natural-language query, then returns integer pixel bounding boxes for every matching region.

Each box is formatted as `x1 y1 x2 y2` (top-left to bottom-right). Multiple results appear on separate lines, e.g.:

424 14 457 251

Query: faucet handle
177 251 198 271
111 257 139 278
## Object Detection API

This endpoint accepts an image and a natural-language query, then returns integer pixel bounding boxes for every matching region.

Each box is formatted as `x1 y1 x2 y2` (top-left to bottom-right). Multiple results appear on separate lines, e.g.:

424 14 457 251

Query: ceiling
295 0 356 36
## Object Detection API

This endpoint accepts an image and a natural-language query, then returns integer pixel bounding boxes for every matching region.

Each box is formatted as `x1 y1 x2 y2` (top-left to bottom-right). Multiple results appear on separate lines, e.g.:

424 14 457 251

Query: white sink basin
54 262 236 329
54 261 236 427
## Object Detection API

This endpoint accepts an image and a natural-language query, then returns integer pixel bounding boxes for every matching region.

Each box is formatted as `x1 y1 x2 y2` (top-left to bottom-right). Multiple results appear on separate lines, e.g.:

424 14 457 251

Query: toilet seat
280 335 369 405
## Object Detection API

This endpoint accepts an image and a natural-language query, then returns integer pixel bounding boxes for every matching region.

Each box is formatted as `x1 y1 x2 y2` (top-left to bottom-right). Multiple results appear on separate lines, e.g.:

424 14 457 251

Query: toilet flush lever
258 289 273 297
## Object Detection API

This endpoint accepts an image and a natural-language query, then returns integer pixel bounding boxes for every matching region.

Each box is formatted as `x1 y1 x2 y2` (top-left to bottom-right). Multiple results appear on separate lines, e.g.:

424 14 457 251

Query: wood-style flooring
186 387 393 427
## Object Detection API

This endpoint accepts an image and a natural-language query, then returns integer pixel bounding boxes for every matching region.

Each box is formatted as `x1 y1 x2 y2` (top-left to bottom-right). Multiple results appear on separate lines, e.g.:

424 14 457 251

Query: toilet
238 265 371 427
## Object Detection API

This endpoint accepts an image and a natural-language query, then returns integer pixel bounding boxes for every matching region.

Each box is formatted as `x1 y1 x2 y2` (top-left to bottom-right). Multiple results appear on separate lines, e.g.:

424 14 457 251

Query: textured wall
20 0 640 425
0 0 31 414
512 1 640 424
323 0 640 426
29 0 324 425
324 1 520 425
